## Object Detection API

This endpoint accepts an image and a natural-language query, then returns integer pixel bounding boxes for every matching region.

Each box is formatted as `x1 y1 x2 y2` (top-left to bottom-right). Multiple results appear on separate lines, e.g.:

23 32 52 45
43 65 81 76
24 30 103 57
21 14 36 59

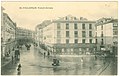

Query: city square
1 1 118 75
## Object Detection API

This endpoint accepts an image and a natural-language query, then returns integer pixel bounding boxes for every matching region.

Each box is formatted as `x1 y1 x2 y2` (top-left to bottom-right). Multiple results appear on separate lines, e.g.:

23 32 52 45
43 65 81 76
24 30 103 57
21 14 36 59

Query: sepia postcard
1 0 118 76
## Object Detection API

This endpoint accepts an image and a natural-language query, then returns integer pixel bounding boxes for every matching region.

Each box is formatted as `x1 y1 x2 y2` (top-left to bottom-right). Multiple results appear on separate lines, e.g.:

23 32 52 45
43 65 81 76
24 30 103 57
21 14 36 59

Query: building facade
35 20 52 46
1 6 5 58
16 27 35 45
1 12 16 58
36 15 96 55
96 18 118 56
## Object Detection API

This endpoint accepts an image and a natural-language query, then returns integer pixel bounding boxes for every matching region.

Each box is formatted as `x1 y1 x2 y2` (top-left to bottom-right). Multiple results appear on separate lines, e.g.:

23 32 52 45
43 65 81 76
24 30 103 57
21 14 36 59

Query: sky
1 2 118 31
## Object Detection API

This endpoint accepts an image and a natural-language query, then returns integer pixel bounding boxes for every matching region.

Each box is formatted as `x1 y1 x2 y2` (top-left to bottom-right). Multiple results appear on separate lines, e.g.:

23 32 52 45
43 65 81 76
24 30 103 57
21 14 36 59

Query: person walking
47 51 50 58
11 48 15 64
95 55 97 60
81 57 83 63
44 52 46 59
15 48 18 61
15 46 20 62
17 63 22 75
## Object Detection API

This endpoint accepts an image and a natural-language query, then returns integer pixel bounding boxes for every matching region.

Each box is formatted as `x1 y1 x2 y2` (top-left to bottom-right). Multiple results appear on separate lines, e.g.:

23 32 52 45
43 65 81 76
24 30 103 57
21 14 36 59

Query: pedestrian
17 63 22 75
15 49 17 61
15 46 20 61
11 48 15 64
89 66 92 70
44 52 46 59
47 51 50 58
95 55 97 60
12 55 14 64
18 49 20 60
81 57 83 63
17 49 20 60
29 44 31 47
103 61 106 65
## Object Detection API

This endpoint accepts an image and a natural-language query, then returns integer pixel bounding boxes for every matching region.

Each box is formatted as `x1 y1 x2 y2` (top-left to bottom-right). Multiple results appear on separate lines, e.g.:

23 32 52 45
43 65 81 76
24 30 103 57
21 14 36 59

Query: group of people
12 46 20 63
13 43 31 75
10 46 21 75
43 51 50 59
15 47 20 59
25 44 31 50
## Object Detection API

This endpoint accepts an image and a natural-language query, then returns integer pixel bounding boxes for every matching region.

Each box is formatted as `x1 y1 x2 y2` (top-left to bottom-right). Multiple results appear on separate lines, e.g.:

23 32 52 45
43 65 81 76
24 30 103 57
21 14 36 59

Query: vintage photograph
1 1 118 75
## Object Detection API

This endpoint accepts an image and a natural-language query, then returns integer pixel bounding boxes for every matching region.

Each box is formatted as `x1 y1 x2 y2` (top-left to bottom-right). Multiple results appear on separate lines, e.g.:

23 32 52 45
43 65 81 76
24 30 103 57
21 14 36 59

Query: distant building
96 18 118 55
16 27 35 45
35 20 51 47
1 11 16 58
35 15 96 55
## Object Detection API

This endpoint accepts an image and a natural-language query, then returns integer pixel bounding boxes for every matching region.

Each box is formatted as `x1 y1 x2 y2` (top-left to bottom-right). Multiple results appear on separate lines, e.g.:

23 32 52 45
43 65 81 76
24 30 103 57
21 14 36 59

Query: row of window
113 23 118 26
65 17 77 20
57 39 93 44
52 47 96 55
57 23 93 29
101 24 116 30
4 23 15 34
57 31 92 37
100 30 118 37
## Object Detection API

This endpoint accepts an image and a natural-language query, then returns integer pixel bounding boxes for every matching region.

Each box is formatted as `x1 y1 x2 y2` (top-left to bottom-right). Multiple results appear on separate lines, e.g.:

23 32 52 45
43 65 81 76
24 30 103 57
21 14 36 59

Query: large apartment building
1 12 16 58
36 15 96 55
96 18 118 55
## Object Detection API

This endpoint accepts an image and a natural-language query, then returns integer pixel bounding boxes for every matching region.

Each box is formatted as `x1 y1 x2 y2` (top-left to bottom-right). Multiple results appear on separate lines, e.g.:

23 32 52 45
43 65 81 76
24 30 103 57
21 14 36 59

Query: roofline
95 19 118 26
36 20 52 29
53 20 96 23
1 6 5 10
3 13 16 26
